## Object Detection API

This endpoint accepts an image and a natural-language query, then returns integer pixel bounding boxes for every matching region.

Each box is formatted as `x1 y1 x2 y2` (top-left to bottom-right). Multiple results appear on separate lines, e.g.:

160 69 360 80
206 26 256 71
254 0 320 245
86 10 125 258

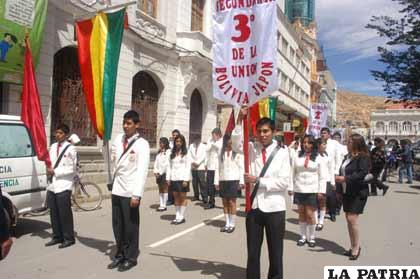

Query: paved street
1 176 420 279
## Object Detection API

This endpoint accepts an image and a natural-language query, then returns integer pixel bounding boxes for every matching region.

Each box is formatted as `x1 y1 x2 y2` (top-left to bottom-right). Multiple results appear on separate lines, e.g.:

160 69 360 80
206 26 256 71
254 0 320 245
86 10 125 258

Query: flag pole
243 113 251 212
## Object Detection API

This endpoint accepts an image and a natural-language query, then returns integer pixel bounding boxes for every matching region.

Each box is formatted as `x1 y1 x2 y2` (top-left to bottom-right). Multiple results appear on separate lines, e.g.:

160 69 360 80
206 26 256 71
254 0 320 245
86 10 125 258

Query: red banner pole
243 113 251 212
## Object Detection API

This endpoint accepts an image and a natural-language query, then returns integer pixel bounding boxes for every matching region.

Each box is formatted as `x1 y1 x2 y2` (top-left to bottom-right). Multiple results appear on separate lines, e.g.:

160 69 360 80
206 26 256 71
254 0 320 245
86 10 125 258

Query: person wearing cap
204 128 223 209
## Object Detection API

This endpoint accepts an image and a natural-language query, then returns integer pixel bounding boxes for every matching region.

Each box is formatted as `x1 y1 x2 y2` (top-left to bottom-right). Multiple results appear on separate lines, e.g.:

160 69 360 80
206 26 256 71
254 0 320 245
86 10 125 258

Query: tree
366 0 420 100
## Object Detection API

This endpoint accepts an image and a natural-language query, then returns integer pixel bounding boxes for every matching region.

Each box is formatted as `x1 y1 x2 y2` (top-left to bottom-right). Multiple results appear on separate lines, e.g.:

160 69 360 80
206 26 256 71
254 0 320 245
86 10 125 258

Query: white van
0 115 48 228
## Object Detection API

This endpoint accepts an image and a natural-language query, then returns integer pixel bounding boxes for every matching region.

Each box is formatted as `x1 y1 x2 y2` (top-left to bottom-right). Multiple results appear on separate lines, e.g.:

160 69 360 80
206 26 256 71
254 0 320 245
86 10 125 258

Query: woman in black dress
335 134 370 260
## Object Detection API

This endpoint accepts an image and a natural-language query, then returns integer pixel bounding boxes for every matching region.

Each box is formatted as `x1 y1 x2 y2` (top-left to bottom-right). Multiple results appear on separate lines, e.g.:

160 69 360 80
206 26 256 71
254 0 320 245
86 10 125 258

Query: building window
389 121 398 133
402 121 412 132
191 0 205 31
140 0 157 18
282 38 288 55
289 48 295 64
281 73 287 92
376 122 385 133
277 32 281 51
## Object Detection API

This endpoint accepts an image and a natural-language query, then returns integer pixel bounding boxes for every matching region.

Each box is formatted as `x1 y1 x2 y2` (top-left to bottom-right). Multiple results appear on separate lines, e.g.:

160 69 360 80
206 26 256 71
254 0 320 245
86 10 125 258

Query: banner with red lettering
212 0 277 107
306 103 329 138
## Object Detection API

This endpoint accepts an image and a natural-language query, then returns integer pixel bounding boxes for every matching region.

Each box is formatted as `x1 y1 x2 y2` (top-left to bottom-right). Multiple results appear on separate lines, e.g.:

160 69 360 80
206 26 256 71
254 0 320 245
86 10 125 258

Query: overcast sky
316 0 402 96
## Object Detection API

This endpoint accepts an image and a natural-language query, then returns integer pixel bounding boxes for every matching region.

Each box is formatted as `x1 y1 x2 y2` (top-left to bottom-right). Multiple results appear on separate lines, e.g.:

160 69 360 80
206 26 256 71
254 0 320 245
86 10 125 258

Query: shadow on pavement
14 218 52 239
203 219 225 228
149 204 160 210
409 185 420 191
150 253 246 278
286 218 299 225
77 235 116 260
285 230 346 255
393 190 419 195
160 214 176 221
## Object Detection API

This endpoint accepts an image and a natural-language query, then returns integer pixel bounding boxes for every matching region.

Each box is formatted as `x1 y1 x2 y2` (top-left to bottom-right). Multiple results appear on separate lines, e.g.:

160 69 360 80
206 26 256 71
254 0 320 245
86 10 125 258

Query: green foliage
366 0 420 100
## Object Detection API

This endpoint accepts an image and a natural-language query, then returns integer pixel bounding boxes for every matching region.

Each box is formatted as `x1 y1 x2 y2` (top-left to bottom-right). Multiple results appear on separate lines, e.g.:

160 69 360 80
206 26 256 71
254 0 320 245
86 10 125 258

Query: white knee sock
163 193 168 207
307 224 316 241
299 222 307 239
159 194 164 207
225 214 230 227
315 211 319 224
175 206 180 220
319 210 326 225
229 214 236 228
179 206 186 220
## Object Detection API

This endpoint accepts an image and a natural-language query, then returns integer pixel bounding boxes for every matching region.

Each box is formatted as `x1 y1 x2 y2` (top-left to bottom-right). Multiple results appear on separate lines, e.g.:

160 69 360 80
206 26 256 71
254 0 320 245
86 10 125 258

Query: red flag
249 102 260 136
21 37 52 168
224 108 235 135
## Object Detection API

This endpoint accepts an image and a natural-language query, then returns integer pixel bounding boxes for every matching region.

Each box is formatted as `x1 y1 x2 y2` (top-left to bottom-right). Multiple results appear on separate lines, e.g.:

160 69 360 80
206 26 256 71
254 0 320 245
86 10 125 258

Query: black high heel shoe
343 249 351 256
349 247 361 260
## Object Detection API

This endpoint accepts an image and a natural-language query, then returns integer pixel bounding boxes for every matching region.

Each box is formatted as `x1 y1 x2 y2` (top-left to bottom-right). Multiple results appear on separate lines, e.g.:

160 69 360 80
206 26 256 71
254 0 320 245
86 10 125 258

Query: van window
0 124 34 158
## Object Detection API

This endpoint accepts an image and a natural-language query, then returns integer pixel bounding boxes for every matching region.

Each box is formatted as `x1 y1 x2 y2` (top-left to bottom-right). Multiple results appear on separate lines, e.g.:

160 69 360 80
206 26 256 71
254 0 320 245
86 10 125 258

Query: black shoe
107 258 124 269
343 249 352 256
349 247 361 261
156 207 167 212
220 226 228 232
175 218 186 225
58 241 75 249
297 238 306 246
204 204 215 210
330 215 336 222
227 227 235 233
45 239 63 247
118 260 137 272
308 240 316 248
382 186 389 196
315 224 323 231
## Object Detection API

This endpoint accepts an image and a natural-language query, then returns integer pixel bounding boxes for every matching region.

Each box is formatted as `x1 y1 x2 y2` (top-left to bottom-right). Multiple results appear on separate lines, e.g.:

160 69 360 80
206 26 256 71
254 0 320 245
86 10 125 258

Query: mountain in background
336 89 386 128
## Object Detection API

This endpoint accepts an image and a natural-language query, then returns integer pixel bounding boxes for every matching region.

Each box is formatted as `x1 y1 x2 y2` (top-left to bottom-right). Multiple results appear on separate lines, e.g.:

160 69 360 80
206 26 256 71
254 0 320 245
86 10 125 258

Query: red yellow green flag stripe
250 96 278 135
75 9 125 141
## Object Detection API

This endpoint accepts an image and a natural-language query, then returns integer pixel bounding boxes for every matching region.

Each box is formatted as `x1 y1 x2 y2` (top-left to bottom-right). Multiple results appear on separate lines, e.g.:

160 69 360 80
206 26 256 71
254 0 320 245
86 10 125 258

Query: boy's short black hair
172 129 180 135
123 110 140 123
56 124 70 135
332 132 341 139
211 128 222 136
256 117 275 131
321 127 330 134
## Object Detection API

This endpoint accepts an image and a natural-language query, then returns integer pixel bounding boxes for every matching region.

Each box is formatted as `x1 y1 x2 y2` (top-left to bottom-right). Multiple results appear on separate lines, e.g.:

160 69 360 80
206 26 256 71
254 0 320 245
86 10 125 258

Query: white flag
212 0 278 107
307 103 329 138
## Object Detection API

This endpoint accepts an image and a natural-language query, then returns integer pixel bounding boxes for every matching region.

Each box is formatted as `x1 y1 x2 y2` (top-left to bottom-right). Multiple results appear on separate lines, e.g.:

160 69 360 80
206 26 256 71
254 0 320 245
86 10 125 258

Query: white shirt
111 133 150 198
215 151 244 185
336 142 348 168
292 154 328 194
318 153 335 185
205 137 223 170
153 149 171 175
48 141 77 194
188 143 207 171
232 125 291 213
169 153 191 182
326 138 340 175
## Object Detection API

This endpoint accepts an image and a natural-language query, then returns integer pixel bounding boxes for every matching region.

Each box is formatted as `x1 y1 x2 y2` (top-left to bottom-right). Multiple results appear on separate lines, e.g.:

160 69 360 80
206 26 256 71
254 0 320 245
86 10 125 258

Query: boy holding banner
232 107 291 279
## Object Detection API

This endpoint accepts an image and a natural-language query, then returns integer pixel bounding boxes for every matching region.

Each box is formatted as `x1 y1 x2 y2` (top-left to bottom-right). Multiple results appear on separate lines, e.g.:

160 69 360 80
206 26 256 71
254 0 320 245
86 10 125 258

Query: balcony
176 31 212 60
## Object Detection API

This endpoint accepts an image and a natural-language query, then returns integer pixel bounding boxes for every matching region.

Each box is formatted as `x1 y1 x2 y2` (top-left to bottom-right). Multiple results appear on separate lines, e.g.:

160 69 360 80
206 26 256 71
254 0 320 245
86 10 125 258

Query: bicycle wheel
73 181 103 211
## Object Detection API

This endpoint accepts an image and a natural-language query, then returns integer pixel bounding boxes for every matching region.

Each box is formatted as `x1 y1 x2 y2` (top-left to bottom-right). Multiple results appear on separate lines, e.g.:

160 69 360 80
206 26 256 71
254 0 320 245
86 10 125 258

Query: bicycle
29 171 103 216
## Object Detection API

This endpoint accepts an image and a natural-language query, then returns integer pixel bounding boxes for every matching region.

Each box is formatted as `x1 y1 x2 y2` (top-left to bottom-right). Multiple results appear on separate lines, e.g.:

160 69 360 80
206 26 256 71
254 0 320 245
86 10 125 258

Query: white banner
307 103 329 138
212 0 278 107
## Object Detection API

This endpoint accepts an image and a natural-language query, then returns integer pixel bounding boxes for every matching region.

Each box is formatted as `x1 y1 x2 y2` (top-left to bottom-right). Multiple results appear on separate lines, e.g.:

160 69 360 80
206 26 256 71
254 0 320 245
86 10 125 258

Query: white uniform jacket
232 125 291 213
205 138 223 171
111 133 150 198
169 153 191 182
188 143 207 171
214 151 244 185
292 154 328 194
153 149 171 176
318 153 335 185
326 138 340 175
48 141 77 194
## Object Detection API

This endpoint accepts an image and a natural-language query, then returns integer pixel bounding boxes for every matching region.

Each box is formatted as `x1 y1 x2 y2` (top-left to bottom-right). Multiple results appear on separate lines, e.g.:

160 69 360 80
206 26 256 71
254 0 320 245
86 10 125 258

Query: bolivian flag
250 96 278 135
75 9 125 141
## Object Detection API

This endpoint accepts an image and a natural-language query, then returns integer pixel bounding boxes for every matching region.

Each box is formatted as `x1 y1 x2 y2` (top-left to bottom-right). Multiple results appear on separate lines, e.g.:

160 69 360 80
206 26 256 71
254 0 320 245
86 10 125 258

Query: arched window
402 121 412 132
189 89 203 143
140 0 158 18
51 47 97 146
376 122 385 133
389 121 398 133
132 71 159 147
191 0 205 31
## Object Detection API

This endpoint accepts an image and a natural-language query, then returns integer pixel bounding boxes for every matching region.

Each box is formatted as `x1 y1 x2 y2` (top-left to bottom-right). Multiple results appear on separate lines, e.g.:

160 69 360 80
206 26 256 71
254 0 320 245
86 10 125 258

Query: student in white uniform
205 128 223 209
315 139 335 230
108 110 150 272
169 134 191 225
45 124 77 249
332 131 348 216
233 108 291 279
153 137 171 211
215 134 244 233
292 135 327 248
188 134 207 202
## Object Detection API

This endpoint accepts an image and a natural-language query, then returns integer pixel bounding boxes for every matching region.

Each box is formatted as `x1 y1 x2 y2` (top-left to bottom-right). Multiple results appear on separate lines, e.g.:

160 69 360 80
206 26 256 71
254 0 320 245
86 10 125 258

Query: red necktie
262 148 267 165
123 137 128 151
304 154 310 168
57 143 61 156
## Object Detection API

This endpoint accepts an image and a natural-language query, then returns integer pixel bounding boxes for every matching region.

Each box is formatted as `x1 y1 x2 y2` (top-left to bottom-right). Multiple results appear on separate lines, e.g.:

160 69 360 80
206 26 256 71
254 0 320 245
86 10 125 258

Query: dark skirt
343 190 368 214
219 180 239 199
170 180 190 193
156 173 167 188
293 192 318 207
